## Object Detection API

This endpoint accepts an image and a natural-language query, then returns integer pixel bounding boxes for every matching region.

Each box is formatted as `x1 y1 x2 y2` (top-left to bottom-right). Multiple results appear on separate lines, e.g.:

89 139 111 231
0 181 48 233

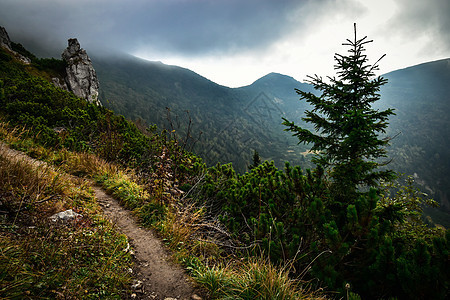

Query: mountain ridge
93 54 450 226
4 27 449 224
1 28 449 299
111 54 450 90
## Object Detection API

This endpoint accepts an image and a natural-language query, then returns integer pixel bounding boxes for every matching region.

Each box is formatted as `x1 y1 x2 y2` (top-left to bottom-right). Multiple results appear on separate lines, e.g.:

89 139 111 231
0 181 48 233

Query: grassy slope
96 55 450 227
0 130 133 298
2 43 448 299
0 104 320 300
0 48 131 298
0 47 324 299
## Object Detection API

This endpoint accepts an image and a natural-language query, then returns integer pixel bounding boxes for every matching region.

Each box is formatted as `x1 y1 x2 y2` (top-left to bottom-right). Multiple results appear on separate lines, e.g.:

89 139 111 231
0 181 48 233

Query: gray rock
131 280 143 290
52 77 68 91
49 209 82 223
0 26 12 50
52 127 67 134
62 38 101 105
0 26 31 64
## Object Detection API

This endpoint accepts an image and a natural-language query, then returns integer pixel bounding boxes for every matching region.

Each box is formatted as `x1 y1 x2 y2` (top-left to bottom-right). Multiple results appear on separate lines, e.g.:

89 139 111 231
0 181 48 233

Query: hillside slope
95 55 450 225
2 33 449 299
380 59 450 222
95 55 310 171
0 44 327 300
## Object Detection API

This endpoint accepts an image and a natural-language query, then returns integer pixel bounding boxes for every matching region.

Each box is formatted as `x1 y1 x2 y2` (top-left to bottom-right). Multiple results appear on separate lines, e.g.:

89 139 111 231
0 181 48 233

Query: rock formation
0 26 12 50
62 38 101 105
0 26 31 64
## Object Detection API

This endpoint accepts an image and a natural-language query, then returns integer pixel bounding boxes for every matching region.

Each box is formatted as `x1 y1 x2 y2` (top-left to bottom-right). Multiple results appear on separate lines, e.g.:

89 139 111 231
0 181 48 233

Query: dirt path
94 187 202 300
0 142 202 300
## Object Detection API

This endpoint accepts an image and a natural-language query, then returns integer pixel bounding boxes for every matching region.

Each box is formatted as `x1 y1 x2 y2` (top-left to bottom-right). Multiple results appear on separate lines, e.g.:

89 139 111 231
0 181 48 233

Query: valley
1 26 449 298
94 55 450 226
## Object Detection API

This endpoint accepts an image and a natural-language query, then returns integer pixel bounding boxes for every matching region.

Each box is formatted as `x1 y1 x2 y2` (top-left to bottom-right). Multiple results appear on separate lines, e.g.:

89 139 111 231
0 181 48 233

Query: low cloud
1 0 447 86
388 0 450 55
0 0 324 57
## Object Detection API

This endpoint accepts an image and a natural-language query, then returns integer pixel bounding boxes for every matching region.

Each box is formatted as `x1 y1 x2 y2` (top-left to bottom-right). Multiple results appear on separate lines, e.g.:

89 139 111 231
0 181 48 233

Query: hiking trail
0 142 203 300
94 186 202 300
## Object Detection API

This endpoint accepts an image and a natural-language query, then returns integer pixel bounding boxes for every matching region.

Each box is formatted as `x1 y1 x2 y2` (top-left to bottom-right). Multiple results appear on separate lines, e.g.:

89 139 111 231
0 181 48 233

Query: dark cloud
113 0 305 55
389 0 450 54
0 0 318 57
1 0 447 86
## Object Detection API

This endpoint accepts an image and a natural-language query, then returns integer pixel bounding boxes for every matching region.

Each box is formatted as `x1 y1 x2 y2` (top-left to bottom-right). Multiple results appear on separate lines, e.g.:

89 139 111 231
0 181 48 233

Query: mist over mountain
94 55 312 172
9 19 439 224
2 25 449 298
94 55 450 226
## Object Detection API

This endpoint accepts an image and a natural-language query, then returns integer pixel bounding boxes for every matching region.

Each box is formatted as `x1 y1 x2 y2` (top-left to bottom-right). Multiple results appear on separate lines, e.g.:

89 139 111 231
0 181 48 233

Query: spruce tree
283 24 395 197
248 150 262 170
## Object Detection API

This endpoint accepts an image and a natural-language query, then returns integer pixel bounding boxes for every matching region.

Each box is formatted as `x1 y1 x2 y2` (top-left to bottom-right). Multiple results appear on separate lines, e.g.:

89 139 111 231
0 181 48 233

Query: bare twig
188 222 231 238
194 238 262 250
34 194 58 205
298 250 332 279
180 172 206 201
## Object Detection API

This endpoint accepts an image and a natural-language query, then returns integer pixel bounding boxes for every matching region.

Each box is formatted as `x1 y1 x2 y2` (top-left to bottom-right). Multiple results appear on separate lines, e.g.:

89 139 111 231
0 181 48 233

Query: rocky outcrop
52 77 69 91
0 26 12 50
62 38 101 105
0 26 31 64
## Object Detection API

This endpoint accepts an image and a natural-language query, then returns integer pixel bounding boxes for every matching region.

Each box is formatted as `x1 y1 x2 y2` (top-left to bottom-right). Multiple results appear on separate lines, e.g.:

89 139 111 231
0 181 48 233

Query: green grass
0 121 326 299
0 134 134 299
192 257 325 299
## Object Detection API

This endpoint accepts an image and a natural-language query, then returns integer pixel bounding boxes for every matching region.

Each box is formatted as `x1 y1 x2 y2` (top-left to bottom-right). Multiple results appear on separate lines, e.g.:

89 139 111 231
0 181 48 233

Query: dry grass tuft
193 256 326 300
55 149 120 178
0 121 28 145
0 143 70 223
160 201 206 249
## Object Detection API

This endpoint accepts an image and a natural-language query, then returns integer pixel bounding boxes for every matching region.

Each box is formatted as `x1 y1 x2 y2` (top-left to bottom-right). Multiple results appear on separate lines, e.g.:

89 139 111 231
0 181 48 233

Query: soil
94 187 203 300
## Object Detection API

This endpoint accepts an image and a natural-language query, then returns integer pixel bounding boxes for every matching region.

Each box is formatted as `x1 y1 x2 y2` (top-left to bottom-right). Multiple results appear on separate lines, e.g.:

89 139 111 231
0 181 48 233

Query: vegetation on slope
1 32 449 300
95 51 450 228
380 60 450 225
95 55 311 173
1 45 322 299
0 129 133 298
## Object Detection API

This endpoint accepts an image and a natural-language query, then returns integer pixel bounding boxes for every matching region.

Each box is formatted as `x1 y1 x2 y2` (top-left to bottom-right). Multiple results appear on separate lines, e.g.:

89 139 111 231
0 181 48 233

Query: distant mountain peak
256 72 296 83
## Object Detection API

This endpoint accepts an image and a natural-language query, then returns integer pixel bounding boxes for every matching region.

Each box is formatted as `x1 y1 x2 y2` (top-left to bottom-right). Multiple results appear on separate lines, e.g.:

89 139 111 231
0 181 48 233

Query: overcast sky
1 0 449 87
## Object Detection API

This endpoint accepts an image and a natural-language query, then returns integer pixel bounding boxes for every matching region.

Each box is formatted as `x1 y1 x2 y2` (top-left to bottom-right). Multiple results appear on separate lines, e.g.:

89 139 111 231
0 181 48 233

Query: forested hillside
379 60 450 224
94 55 312 173
95 55 450 226
1 31 449 299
